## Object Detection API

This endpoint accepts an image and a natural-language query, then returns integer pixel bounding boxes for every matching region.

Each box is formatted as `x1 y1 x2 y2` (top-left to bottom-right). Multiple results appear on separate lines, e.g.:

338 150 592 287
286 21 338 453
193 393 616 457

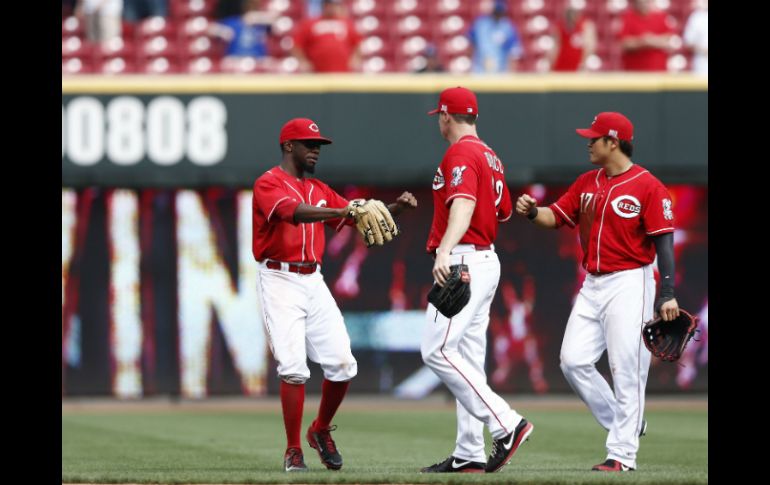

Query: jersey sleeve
293 20 309 51
317 182 354 231
618 12 638 39
347 18 362 47
443 152 480 206
642 178 675 236
549 175 583 228
254 175 301 224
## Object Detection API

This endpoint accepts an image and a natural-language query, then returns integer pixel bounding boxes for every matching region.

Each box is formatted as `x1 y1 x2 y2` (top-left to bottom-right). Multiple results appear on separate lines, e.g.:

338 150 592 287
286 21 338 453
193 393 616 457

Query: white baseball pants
560 264 654 469
256 262 357 384
421 246 523 462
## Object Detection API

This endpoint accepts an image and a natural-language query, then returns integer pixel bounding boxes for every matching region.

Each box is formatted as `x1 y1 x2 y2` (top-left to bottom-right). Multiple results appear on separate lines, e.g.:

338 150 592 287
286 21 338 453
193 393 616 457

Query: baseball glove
427 264 471 318
641 309 699 362
346 198 399 247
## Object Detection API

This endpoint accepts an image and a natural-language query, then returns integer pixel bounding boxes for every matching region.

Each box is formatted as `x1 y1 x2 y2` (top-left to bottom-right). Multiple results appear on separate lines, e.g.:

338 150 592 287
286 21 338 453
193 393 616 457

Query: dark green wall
61 90 707 187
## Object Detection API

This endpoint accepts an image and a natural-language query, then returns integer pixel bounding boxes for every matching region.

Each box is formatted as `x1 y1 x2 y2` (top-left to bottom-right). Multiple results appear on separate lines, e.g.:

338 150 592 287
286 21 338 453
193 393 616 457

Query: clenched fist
516 194 538 216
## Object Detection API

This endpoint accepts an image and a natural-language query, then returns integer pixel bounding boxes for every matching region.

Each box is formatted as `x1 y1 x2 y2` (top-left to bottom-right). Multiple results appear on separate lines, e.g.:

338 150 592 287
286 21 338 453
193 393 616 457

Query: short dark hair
602 136 633 158
450 113 477 125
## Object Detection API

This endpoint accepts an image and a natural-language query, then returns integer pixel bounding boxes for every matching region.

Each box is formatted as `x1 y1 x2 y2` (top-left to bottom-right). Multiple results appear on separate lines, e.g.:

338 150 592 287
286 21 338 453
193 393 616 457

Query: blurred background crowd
62 0 708 76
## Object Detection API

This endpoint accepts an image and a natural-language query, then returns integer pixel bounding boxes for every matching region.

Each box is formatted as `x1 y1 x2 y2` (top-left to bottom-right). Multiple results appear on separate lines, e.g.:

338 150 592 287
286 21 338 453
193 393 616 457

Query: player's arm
515 194 558 228
433 198 475 286
387 191 417 216
652 232 680 321
292 203 348 223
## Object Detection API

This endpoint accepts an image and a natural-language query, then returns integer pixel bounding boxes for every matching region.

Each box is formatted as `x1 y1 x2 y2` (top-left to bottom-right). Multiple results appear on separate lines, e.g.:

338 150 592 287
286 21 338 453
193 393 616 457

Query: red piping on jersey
446 193 477 204
309 184 317 263
595 170 649 272
637 266 647 437
646 227 674 235
438 254 511 435
267 196 290 222
552 203 576 227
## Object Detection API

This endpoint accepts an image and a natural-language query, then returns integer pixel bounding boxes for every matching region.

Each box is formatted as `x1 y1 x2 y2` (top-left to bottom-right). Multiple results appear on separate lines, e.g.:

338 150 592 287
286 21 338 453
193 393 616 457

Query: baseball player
252 118 416 472
420 87 534 474
515 112 678 471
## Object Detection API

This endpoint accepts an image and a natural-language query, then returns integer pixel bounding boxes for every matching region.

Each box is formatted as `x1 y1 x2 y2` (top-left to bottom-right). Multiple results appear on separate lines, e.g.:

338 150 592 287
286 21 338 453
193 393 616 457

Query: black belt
265 260 318 274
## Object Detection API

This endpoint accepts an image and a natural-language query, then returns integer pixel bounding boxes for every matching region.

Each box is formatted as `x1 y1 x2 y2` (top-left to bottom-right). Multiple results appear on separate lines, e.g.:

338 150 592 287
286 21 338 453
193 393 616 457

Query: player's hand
516 194 538 216
658 298 680 321
432 249 452 287
396 192 417 210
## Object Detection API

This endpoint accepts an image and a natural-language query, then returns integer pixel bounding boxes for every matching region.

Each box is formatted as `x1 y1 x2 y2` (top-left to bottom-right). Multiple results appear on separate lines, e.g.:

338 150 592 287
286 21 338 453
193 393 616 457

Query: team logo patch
611 195 641 219
450 166 467 187
662 198 673 220
432 167 445 190
308 123 319 132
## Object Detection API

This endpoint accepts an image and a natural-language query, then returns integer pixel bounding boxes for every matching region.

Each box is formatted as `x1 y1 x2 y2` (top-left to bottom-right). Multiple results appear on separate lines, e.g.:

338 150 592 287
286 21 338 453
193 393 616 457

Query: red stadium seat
62 57 93 74
183 56 219 73
137 35 179 60
96 57 136 74
62 36 92 59
170 0 215 19
136 16 177 40
93 37 136 61
138 57 181 74
62 16 84 38
179 16 211 39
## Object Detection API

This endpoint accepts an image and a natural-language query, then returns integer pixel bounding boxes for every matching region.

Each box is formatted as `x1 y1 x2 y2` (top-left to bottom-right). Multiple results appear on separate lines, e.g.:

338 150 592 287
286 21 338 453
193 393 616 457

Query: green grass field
62 398 707 484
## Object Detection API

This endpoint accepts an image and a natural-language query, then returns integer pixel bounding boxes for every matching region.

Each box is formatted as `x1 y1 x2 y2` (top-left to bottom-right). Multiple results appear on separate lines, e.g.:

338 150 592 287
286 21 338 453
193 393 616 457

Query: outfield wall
62 75 708 398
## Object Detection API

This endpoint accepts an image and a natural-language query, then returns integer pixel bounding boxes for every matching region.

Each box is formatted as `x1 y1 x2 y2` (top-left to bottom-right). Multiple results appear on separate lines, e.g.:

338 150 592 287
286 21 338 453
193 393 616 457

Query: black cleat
420 455 486 473
592 458 635 471
485 418 534 473
306 424 343 470
283 447 308 472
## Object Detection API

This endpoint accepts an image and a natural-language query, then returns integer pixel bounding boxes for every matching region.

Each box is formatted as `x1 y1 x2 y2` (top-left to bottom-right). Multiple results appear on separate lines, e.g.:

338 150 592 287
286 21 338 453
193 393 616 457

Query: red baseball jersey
252 166 350 264
293 17 361 73
619 9 676 71
553 16 589 72
549 164 674 274
426 135 513 253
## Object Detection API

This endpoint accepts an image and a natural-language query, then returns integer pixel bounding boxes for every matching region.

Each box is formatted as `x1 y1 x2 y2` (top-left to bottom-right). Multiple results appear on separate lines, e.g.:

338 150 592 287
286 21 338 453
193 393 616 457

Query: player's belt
265 260 318 274
430 244 493 256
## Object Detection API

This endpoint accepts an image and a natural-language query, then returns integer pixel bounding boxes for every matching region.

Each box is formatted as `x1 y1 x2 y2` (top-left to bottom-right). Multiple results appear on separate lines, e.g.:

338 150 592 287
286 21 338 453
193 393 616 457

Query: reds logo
450 166 467 187
432 167 445 190
308 123 320 132
611 195 641 218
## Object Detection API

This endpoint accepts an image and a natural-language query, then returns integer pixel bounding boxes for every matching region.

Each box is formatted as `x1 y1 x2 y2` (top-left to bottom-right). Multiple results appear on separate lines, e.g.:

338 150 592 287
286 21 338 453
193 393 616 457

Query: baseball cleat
420 455 485 473
485 418 534 473
592 459 635 472
639 419 648 437
306 423 343 470
283 447 308 472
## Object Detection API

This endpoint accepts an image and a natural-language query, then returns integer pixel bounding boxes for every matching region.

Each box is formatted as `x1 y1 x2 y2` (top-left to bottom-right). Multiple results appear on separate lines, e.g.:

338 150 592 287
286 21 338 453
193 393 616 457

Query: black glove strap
527 207 538 221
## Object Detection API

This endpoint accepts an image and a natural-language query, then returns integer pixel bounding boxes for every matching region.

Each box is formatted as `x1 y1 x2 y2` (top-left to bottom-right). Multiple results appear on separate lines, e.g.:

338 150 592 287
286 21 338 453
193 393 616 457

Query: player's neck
279 160 303 179
604 157 634 177
448 126 478 144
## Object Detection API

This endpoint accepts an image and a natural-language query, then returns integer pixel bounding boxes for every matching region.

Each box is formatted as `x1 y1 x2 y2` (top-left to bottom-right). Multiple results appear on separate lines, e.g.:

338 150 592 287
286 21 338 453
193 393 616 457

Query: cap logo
309 123 319 132
440 104 448 112
467 107 473 113
608 129 618 137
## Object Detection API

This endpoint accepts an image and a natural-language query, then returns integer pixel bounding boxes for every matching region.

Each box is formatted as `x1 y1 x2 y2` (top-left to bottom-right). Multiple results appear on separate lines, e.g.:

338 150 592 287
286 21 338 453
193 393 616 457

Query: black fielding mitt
428 264 471 318
642 308 699 362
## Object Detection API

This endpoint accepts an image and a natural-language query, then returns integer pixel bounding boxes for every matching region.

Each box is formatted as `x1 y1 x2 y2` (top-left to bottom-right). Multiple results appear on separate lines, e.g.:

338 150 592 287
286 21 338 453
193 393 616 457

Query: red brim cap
576 128 603 138
427 108 440 115
294 135 333 144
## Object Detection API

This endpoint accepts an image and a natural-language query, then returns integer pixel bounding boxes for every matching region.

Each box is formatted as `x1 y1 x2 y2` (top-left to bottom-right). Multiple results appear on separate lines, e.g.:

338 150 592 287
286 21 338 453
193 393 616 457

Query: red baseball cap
279 118 333 145
576 112 634 141
428 87 479 116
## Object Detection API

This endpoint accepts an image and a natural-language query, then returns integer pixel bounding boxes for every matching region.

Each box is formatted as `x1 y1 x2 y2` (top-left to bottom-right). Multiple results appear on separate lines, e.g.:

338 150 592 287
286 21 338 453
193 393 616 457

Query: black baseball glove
641 308 699 362
427 264 471 318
